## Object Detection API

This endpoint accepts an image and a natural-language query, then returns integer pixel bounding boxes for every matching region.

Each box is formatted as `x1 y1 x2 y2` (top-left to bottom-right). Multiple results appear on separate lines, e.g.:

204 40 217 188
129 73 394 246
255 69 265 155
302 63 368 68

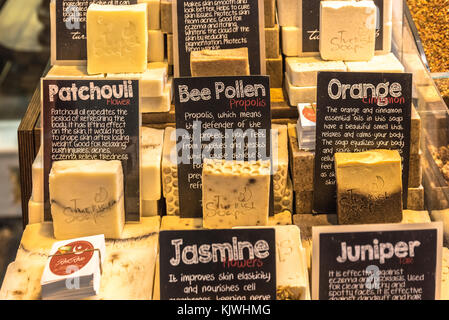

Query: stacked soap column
264 0 283 88
160 0 174 75
138 0 166 64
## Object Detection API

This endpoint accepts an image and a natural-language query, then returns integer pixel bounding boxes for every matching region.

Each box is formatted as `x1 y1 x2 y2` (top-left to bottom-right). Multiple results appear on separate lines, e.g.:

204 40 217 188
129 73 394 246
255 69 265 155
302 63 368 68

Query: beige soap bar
138 0 160 30
407 185 424 211
265 24 280 59
320 1 377 61
344 53 404 72
160 0 172 33
87 4 148 74
46 65 105 79
190 48 250 77
288 124 314 193
148 30 165 62
285 74 317 106
31 147 43 203
281 26 300 57
141 127 164 200
335 150 403 225
167 34 173 65
161 127 179 216
141 78 172 112
401 209 431 224
286 56 347 87
202 159 271 229
49 160 125 239
28 199 44 225
142 200 162 217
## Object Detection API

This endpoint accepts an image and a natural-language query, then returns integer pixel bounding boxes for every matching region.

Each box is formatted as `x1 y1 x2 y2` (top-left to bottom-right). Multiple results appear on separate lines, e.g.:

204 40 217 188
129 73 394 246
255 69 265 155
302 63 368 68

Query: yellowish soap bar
190 48 250 77
87 4 148 75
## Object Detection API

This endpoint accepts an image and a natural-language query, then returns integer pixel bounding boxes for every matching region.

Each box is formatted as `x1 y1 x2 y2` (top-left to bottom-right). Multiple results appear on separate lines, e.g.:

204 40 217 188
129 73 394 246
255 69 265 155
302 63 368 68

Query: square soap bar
202 159 271 229
49 160 125 239
320 1 377 61
141 78 172 112
284 74 317 106
141 127 164 201
148 30 165 62
286 56 346 87
335 150 403 225
138 0 160 30
87 4 148 74
190 48 250 77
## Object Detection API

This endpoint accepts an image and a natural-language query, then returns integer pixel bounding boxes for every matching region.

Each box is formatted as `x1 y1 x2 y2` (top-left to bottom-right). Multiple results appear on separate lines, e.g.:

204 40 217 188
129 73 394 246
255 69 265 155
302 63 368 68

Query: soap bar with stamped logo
320 1 377 61
87 4 148 74
49 160 125 239
202 159 271 229
334 149 403 224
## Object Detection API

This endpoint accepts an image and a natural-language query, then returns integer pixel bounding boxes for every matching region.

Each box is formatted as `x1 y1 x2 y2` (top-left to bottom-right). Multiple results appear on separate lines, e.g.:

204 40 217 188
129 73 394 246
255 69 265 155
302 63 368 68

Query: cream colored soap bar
142 200 160 217
286 56 347 87
87 4 148 74
161 215 203 230
202 159 271 229
138 0 160 30
268 211 293 226
234 225 310 300
49 160 125 239
148 30 165 62
320 1 376 61
45 65 105 79
141 127 164 200
28 199 44 225
345 53 404 72
277 0 298 27
335 150 403 225
190 48 250 77
284 74 317 106
141 78 172 112
281 26 300 57
442 247 449 300
31 147 43 202
401 210 431 224
107 64 167 97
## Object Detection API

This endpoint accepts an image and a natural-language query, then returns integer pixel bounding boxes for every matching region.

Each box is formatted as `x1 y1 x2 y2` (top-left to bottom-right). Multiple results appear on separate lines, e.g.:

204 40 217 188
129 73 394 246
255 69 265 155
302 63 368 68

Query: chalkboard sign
174 76 272 218
41 79 140 222
52 0 138 64
300 0 385 54
159 228 277 300
313 71 412 214
172 0 266 77
312 223 443 300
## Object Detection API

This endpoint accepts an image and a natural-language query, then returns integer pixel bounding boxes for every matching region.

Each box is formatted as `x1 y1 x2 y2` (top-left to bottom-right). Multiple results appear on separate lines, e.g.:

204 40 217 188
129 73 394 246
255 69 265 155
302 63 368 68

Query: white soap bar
28 199 44 225
320 1 377 61
45 65 105 79
49 160 125 239
138 0 161 30
286 56 347 87
141 127 164 200
284 74 317 106
31 147 43 202
234 225 310 300
345 52 404 72
107 64 167 97
276 0 298 27
148 30 165 62
202 159 271 229
141 78 172 112
281 26 300 57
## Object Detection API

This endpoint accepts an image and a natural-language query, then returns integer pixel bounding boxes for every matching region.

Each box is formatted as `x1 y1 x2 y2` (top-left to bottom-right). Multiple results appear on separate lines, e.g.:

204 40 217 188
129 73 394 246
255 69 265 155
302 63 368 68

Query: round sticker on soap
49 241 94 276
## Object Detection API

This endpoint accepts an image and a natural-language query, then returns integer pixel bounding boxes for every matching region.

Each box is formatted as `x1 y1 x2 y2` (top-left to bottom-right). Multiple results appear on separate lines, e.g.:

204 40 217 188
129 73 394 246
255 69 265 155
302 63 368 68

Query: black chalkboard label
313 72 412 214
41 79 140 222
301 0 385 54
159 228 277 300
173 0 266 77
54 0 137 62
174 76 272 218
312 223 443 300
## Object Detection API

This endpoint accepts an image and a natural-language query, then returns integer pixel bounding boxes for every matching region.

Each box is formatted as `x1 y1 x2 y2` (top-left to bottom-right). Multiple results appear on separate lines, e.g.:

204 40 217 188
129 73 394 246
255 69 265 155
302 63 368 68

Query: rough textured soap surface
190 48 250 77
160 0 172 33
87 4 148 74
288 124 314 193
266 55 283 88
320 1 377 61
268 211 293 226
265 24 280 59
335 150 403 225
407 185 424 211
202 159 271 229
284 74 317 106
286 57 347 87
49 160 125 239
344 53 404 72
142 128 164 201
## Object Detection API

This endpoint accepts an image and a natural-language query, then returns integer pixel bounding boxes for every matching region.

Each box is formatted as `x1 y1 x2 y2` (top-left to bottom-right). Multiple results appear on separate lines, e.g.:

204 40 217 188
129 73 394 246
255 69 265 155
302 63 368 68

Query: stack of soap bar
160 0 172 34
334 150 403 224
141 78 172 113
49 160 125 239
284 74 317 105
320 1 377 61
87 4 148 74
296 103 316 150
234 225 310 300
190 48 250 77
286 57 347 87
138 0 160 30
344 53 404 72
148 30 165 62
202 159 271 229
141 127 164 216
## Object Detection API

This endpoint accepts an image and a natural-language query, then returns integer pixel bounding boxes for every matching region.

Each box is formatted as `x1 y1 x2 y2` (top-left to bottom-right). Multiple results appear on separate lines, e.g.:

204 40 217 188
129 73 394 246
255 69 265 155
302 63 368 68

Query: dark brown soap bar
161 0 172 34
407 185 424 210
335 150 403 225
266 55 283 88
264 0 275 28
265 24 280 59
295 190 313 214
287 124 314 192
409 151 422 188
190 48 250 77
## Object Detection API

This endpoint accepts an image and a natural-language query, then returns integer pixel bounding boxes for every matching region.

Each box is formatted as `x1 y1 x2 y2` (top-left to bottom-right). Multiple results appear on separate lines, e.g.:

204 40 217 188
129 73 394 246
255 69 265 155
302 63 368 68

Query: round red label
49 240 94 276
